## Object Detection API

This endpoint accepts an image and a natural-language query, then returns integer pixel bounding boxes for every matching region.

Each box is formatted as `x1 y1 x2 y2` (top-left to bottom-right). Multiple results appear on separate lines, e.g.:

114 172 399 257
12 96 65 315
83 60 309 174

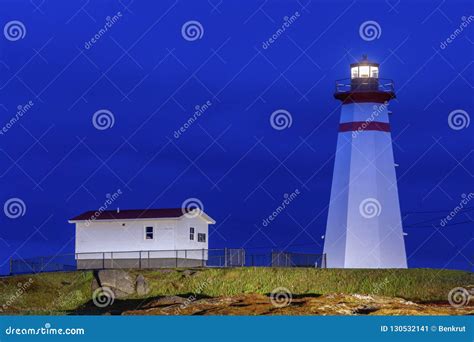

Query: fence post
111 252 114 269
102 252 105 269
202 248 204 267
224 248 227 267
148 251 150 269
139 251 142 269
175 250 178 268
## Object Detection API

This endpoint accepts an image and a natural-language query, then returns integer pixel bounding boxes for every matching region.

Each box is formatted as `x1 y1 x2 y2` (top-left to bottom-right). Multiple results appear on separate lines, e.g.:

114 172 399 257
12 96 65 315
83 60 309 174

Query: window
198 233 206 243
370 66 379 78
145 226 154 240
190 227 195 240
351 67 358 79
358 65 370 78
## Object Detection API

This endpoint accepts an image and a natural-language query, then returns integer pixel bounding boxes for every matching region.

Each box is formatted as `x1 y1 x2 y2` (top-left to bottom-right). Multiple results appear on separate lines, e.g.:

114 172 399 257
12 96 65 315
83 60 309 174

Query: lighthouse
323 56 407 268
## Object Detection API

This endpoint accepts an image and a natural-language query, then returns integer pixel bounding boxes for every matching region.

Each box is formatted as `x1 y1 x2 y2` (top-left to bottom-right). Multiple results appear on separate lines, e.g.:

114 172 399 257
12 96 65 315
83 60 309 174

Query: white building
69 208 216 269
324 56 407 268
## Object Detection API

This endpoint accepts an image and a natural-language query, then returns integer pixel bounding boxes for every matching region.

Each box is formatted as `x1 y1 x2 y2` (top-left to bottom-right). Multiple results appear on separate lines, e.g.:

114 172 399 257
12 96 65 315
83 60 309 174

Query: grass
0 268 472 314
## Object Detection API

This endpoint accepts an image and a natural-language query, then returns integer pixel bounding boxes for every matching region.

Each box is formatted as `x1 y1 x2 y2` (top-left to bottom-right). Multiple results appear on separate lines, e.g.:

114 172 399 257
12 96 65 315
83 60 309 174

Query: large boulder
97 270 135 298
136 274 150 296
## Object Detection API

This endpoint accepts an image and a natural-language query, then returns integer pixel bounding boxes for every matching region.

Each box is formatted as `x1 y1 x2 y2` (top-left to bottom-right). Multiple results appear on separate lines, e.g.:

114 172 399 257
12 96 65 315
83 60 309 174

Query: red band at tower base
334 91 395 104
339 121 391 132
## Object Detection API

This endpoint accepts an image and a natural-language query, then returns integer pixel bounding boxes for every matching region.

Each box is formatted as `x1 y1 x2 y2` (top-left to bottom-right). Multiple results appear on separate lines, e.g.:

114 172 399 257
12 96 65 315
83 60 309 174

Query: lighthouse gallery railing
335 78 395 93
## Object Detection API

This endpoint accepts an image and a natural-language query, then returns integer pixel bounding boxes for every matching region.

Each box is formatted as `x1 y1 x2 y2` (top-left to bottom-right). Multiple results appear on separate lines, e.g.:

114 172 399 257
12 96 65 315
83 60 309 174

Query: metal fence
9 249 326 275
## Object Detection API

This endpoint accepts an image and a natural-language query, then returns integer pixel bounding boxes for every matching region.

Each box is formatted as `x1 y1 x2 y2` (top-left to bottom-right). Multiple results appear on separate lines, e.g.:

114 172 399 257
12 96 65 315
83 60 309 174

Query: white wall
324 102 407 268
75 216 209 260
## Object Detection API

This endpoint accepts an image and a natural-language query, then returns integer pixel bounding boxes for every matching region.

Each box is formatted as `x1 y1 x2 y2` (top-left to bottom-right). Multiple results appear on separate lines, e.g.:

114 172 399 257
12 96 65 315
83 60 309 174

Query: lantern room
350 55 380 91
334 55 395 102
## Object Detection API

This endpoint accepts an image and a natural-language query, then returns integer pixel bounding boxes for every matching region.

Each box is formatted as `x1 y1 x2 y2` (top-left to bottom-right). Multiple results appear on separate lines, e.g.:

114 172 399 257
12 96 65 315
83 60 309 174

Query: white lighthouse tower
323 56 407 268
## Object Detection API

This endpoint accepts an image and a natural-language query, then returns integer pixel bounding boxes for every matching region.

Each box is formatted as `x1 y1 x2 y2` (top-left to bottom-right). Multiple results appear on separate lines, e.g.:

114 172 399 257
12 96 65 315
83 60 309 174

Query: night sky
0 0 472 275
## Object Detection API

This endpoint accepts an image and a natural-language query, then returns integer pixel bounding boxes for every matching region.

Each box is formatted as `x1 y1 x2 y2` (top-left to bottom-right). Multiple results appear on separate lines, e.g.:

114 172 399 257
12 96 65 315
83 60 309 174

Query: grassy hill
0 268 472 315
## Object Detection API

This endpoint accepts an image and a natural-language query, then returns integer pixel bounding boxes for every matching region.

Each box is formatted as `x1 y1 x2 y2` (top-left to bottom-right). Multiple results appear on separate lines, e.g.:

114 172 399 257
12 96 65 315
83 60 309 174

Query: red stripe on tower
339 121 390 132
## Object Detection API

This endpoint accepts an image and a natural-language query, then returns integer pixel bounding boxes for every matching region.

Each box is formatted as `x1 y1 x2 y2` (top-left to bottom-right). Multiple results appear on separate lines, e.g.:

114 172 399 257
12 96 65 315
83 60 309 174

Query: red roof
69 208 190 221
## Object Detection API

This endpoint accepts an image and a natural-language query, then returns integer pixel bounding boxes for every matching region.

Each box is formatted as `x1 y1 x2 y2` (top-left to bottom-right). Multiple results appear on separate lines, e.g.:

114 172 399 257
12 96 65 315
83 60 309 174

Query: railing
9 249 326 275
335 78 395 93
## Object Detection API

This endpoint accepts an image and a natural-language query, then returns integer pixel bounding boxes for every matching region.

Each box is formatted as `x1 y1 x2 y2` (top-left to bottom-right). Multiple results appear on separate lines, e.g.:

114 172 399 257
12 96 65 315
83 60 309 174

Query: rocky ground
1 268 472 315
75 293 473 316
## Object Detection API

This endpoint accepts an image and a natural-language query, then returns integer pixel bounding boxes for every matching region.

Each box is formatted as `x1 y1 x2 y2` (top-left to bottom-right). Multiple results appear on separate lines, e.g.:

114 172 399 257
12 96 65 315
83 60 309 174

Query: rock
182 270 196 277
136 274 150 296
97 270 135 297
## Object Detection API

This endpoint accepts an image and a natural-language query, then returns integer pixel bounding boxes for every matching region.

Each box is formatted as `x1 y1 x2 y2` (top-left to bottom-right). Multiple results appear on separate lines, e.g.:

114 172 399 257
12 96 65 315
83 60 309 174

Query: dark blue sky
0 0 472 275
